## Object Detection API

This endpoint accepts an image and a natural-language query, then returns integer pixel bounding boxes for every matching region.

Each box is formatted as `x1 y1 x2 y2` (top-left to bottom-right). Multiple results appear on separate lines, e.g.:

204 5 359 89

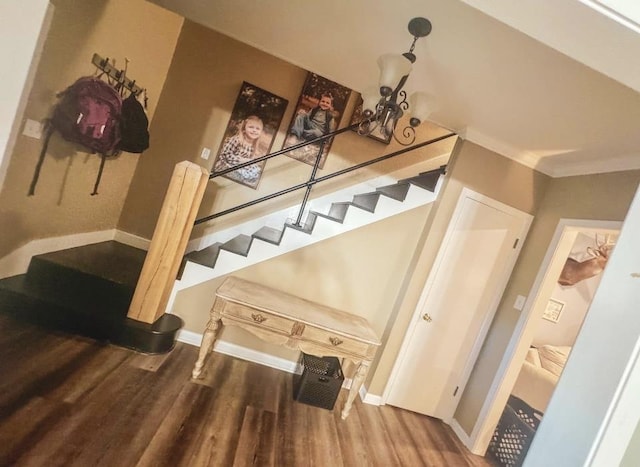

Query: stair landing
0 241 182 354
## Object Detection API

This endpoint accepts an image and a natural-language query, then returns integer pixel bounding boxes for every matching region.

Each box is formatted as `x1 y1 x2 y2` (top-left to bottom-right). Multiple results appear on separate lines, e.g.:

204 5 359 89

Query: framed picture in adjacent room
281 72 352 168
542 298 565 323
212 82 288 189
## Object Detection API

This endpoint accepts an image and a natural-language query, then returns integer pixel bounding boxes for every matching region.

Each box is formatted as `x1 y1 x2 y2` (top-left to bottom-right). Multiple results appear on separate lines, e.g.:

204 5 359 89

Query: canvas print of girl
213 82 288 189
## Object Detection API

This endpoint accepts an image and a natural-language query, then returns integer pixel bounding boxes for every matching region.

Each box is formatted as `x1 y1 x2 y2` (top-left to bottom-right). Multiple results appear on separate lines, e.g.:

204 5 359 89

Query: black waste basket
293 353 344 410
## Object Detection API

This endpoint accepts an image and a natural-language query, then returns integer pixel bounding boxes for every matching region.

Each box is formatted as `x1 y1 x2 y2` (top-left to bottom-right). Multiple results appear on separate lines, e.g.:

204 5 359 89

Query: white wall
0 0 50 190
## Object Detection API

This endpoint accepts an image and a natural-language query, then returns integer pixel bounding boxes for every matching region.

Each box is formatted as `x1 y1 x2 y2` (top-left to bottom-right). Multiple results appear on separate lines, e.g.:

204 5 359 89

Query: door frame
382 187 533 420
463 218 622 455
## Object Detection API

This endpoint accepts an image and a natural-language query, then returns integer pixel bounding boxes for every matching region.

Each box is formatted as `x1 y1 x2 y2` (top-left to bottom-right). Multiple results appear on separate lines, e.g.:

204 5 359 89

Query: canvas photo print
213 82 288 189
282 72 352 168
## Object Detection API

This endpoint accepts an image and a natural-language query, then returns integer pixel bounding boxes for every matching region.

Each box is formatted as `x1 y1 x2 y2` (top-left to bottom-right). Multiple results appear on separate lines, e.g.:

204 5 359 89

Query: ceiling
149 0 640 177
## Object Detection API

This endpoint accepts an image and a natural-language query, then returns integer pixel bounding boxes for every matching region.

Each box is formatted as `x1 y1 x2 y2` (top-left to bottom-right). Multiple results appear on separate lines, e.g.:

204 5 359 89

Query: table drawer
301 326 370 357
223 302 294 334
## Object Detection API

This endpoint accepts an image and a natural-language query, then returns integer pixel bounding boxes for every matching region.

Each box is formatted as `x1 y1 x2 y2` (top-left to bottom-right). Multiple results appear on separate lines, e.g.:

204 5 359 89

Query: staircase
178 167 446 291
0 168 445 351
0 241 182 353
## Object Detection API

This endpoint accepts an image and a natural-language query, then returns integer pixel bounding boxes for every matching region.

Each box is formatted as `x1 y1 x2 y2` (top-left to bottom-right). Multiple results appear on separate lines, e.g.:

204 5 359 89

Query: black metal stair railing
194 122 456 227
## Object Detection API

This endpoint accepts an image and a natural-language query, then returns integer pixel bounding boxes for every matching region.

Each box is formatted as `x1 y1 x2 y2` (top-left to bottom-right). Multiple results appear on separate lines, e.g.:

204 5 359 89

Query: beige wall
454 168 640 434
367 140 549 394
172 203 434 372
117 20 455 240
0 0 182 258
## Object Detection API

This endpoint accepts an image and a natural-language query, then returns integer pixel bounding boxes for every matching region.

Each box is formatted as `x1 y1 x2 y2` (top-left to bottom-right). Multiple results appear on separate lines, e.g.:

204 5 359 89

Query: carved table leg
191 302 223 379
341 360 370 420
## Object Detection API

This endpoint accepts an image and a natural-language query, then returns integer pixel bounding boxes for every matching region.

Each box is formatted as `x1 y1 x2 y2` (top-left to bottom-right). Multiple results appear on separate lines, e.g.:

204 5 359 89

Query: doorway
383 188 532 420
466 219 622 456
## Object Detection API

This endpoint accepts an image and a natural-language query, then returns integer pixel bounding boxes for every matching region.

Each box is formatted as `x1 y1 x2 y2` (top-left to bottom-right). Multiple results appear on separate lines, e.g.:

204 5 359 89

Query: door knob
422 313 433 323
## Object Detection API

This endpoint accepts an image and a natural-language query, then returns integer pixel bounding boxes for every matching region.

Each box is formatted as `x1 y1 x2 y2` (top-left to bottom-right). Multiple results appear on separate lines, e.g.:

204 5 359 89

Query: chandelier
358 17 433 146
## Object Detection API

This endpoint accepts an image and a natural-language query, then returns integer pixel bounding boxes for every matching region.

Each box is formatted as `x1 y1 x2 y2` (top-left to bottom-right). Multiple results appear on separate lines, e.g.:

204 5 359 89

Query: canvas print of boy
282 73 352 169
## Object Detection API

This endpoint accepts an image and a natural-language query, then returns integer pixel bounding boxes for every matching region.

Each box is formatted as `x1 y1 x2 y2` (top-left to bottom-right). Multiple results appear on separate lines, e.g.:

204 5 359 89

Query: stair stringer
172 174 443 299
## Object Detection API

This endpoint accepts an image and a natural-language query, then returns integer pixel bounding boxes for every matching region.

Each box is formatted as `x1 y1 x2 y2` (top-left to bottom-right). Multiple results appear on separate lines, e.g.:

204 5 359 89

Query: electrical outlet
200 147 211 160
23 119 43 139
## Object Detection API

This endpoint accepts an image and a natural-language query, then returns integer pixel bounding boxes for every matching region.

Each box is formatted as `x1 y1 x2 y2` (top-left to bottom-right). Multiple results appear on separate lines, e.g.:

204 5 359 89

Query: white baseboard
176 329 300 374
361 387 383 406
114 230 150 250
175 329 203 347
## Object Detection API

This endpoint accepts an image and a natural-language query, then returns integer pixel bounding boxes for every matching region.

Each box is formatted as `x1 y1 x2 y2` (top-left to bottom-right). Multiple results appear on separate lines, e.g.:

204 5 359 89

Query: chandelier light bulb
361 86 381 115
377 54 412 95
408 92 432 127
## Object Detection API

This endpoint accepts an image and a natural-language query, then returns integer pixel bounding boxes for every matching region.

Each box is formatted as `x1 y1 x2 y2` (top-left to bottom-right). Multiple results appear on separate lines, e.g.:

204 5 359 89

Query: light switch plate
514 295 527 311
23 119 43 139
200 147 211 160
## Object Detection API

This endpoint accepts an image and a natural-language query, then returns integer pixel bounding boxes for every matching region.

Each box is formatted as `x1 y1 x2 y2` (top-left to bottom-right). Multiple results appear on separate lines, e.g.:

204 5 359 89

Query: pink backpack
29 77 123 196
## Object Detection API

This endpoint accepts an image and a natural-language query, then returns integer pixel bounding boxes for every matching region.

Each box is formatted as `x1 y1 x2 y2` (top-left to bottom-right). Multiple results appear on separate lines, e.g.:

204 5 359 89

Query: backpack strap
91 153 108 196
28 125 54 196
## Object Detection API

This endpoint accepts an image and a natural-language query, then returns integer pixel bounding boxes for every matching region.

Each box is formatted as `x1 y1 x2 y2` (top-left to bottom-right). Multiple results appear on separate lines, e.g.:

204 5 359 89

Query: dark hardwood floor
0 314 495 466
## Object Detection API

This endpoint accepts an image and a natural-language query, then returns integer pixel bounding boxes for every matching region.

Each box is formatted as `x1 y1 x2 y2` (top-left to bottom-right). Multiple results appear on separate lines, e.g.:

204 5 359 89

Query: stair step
220 234 253 257
0 241 182 353
402 171 442 192
324 202 350 223
253 226 285 245
29 241 146 286
351 192 381 213
21 241 145 314
285 214 317 234
184 243 222 268
0 274 182 353
376 183 411 201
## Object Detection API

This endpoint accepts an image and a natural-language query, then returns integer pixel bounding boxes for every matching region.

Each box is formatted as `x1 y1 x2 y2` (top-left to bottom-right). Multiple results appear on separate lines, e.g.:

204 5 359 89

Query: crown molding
538 152 640 178
459 127 546 174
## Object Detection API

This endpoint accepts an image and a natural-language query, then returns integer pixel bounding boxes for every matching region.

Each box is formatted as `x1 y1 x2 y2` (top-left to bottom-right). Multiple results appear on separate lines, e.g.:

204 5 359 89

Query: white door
385 189 531 419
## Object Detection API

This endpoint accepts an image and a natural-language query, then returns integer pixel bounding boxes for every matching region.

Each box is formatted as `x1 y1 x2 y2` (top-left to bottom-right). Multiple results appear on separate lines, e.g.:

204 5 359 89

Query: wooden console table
191 276 381 419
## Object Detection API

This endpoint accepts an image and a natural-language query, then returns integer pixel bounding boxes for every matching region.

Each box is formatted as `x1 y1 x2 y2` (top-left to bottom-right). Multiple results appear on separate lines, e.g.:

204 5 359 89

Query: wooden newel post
127 161 209 324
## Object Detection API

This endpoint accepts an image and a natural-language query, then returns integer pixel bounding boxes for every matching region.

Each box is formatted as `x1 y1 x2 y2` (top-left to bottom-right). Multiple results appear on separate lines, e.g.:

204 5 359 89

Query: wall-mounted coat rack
91 53 144 96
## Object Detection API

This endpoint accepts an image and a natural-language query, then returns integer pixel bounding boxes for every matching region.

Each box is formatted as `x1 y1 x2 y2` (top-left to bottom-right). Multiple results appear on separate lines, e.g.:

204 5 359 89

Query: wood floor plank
379 405 429 466
0 396 70 466
11 345 192 466
331 391 373 466
135 382 216 467
0 317 496 467
353 402 403 466
233 406 277 466
47 344 131 403
14 362 154 466
304 406 345 467
86 345 198 466
128 349 173 372
0 334 99 422
275 373 330 466
187 357 253 466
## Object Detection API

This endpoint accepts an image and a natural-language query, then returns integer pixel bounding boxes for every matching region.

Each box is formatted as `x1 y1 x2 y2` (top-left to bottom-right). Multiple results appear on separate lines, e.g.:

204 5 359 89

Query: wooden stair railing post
127 161 209 324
